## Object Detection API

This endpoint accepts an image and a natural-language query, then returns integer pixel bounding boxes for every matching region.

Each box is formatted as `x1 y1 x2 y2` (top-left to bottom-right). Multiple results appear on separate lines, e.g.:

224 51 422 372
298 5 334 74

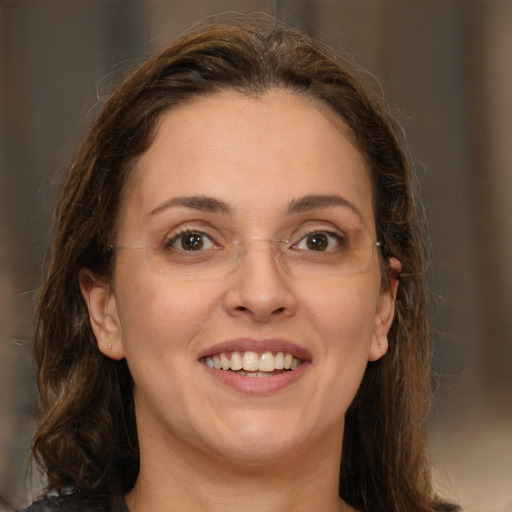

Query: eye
165 230 216 251
293 231 346 252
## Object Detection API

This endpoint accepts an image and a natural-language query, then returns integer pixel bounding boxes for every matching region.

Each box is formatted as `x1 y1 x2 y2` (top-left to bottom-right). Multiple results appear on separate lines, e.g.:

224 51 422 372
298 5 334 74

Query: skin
80 89 399 512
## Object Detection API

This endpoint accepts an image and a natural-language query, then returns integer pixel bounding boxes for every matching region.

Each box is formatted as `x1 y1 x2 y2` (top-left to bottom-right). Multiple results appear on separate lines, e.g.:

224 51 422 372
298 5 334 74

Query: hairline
114 85 376 253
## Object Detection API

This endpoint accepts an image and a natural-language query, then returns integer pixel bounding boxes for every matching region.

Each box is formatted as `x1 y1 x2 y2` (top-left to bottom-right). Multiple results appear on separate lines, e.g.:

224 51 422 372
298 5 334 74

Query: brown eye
293 231 345 252
167 231 214 251
181 233 204 250
306 233 328 251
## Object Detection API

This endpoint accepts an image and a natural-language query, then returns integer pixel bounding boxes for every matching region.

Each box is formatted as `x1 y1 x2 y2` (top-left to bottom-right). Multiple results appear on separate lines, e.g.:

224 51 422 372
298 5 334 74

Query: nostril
234 305 285 316
224 270 298 320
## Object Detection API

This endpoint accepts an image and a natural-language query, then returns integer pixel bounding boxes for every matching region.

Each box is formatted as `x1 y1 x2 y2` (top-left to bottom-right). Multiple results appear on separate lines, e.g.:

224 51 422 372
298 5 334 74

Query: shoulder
17 493 127 512
17 494 91 511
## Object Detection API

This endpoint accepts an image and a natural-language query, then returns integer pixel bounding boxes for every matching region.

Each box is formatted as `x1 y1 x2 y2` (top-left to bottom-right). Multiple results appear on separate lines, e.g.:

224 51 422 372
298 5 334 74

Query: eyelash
292 230 347 252
163 227 217 251
162 226 348 252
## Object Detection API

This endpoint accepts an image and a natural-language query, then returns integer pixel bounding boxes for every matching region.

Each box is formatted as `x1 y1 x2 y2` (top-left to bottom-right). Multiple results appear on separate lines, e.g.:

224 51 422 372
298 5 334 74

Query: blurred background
0 1 511 510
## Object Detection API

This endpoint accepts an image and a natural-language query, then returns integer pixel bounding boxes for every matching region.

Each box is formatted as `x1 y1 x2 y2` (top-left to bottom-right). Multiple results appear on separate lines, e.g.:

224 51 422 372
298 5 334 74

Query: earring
107 344 112 350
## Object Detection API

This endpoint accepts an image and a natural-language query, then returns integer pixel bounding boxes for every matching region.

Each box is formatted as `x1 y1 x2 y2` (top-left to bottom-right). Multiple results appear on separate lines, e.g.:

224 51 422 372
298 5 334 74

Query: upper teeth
205 351 302 372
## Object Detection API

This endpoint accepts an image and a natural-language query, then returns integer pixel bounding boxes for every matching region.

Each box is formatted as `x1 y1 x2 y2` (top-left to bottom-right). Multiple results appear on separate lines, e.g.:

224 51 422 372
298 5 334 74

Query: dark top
17 494 128 512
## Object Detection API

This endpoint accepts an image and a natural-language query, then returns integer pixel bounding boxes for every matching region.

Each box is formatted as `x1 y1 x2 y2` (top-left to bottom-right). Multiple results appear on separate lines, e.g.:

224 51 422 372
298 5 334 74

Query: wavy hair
32 13 457 512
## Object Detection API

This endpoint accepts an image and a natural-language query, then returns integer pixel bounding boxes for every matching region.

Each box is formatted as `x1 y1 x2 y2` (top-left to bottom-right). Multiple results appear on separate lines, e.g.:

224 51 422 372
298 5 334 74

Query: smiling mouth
202 351 303 376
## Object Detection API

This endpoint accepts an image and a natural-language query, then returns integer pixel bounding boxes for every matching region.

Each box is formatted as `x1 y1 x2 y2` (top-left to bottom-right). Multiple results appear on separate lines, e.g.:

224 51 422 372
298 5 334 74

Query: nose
223 240 297 322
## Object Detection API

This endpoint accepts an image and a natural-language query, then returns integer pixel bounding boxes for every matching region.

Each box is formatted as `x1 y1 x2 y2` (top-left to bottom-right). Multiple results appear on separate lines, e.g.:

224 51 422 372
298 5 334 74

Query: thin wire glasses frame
109 232 382 279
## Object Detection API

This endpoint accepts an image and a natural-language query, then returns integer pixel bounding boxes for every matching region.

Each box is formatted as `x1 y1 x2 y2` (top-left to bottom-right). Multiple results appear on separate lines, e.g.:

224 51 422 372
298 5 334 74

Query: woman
23 13 458 512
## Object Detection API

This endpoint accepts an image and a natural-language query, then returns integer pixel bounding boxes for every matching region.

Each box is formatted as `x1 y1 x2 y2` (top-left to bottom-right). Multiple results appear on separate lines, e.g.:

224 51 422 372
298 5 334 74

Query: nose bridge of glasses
232 237 287 265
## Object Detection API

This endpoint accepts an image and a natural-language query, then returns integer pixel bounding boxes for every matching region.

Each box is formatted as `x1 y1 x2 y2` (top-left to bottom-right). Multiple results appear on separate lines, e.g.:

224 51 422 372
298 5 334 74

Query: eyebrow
146 193 362 220
286 194 363 219
146 196 234 218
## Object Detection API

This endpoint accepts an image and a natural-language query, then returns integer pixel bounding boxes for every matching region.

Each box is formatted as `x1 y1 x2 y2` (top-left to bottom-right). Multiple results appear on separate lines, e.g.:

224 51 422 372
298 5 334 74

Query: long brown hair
32 13 457 511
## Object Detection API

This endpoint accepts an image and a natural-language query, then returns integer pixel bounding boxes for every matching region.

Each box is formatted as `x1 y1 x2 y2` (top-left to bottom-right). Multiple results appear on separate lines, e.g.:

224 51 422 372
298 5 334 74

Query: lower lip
202 363 309 395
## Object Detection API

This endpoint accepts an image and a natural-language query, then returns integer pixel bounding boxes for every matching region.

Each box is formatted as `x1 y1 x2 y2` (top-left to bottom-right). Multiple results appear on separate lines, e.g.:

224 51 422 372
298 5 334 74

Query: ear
79 269 125 360
368 257 401 362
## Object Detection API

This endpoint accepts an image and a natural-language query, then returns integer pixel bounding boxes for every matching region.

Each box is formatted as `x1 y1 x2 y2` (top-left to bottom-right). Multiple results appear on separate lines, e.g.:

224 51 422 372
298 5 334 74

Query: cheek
293 277 381 428
114 267 223 360
303 277 380 347
112 272 226 425
301 276 380 398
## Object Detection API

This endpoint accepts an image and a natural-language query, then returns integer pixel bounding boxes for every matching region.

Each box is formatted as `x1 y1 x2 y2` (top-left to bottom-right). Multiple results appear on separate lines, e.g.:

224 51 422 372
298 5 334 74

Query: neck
126 424 354 512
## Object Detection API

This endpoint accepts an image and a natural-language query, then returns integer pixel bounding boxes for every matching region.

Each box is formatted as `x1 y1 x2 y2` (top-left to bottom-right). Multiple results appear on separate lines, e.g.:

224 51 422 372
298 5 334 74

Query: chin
202 412 322 466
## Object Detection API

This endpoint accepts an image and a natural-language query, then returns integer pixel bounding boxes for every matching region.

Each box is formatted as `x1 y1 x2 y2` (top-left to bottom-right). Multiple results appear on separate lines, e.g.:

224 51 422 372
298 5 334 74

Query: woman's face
82 90 397 466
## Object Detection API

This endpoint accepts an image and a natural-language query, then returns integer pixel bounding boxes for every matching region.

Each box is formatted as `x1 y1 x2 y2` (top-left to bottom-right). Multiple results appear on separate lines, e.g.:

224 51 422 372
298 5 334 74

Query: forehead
119 89 374 231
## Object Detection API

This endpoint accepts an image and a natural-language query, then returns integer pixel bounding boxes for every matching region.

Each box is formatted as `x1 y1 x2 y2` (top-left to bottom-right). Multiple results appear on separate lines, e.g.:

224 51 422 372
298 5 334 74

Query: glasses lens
282 241 376 277
143 243 234 276
140 237 377 278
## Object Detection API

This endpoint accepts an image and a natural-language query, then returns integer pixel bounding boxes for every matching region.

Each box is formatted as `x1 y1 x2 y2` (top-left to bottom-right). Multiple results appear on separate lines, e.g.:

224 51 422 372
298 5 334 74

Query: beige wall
1 1 511 510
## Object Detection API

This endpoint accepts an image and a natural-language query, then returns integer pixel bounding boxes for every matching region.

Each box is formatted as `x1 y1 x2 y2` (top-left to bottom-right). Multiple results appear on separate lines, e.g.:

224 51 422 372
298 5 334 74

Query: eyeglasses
110 229 381 279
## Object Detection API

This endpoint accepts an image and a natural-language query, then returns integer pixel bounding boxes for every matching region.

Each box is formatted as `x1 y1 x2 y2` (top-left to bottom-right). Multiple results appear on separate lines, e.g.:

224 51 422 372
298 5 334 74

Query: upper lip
197 337 312 362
